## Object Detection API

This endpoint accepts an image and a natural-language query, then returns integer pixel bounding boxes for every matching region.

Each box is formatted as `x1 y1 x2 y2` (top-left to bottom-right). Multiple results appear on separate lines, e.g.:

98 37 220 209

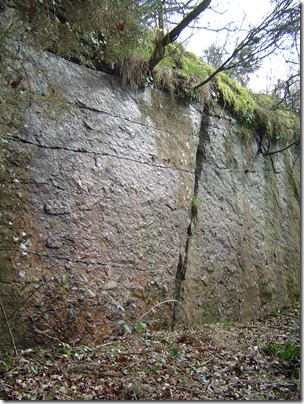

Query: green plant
136 320 148 331
0 355 13 373
117 319 132 334
54 342 93 360
26 393 37 400
101 289 149 335
81 345 92 353
191 195 202 221
101 289 183 337
222 320 231 330
151 351 167 365
57 273 69 295
57 342 73 355
171 347 184 360
30 365 39 374
262 342 300 362
179 86 198 102
200 315 215 325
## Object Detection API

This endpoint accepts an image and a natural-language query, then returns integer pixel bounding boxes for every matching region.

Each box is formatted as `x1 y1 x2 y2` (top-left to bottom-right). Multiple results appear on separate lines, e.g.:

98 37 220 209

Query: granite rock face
0 49 300 349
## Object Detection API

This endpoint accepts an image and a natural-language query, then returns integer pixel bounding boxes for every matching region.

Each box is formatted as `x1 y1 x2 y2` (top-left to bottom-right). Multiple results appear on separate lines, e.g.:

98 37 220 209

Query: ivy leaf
137 321 147 331
61 273 69 286
87 289 96 298
123 323 132 334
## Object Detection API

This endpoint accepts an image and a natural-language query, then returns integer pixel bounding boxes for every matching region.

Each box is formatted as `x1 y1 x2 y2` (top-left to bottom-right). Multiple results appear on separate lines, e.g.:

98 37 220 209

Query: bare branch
266 137 300 156
193 0 300 90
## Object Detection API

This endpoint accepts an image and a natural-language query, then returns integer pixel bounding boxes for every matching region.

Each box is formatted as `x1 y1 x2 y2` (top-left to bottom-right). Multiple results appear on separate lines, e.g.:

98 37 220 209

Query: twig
114 351 147 356
33 327 61 342
67 363 119 377
237 379 298 388
139 300 187 321
169 385 210 399
96 342 117 348
232 324 285 329
0 301 18 356
0 15 13 42
0 277 51 332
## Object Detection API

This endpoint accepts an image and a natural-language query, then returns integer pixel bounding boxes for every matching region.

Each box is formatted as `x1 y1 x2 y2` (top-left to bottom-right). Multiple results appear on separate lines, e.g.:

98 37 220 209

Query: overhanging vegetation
0 0 300 148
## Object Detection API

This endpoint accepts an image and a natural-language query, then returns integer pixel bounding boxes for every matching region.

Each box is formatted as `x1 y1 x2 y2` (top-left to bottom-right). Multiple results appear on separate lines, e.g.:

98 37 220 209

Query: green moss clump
215 73 257 126
211 71 298 144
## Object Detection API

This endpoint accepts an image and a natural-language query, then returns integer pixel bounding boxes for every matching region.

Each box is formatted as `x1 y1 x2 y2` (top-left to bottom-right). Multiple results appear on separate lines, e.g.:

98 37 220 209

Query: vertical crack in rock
171 109 210 330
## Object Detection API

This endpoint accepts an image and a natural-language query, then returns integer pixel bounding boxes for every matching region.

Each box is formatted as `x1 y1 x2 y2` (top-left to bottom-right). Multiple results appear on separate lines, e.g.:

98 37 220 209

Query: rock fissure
0 246 149 278
76 99 182 137
4 134 194 174
171 112 209 330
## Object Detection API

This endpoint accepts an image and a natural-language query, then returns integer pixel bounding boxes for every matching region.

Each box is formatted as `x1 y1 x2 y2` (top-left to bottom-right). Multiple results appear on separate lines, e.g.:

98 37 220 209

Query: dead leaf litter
0 302 300 400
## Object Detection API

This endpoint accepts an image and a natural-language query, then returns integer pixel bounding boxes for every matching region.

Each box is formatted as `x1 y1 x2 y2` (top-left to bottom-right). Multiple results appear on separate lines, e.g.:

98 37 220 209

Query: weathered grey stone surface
0 48 300 349
180 110 300 326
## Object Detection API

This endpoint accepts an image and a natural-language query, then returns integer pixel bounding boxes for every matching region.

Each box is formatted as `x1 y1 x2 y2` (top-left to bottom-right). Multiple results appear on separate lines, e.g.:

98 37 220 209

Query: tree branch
193 0 299 90
265 136 300 156
148 0 211 71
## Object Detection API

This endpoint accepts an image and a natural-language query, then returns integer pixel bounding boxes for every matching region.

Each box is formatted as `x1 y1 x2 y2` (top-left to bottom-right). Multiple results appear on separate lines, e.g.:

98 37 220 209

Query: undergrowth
262 342 300 362
0 302 300 400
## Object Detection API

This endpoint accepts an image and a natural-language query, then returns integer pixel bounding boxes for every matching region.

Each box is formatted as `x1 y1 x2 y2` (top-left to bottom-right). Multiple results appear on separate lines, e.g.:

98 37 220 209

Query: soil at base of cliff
0 302 300 400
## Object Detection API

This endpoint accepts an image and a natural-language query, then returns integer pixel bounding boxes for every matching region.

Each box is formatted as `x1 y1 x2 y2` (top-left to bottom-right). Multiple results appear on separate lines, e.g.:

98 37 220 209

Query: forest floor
0 302 300 400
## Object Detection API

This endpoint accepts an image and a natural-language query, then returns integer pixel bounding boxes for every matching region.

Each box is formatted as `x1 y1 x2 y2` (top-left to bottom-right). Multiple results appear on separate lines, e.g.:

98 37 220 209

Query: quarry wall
0 49 300 349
